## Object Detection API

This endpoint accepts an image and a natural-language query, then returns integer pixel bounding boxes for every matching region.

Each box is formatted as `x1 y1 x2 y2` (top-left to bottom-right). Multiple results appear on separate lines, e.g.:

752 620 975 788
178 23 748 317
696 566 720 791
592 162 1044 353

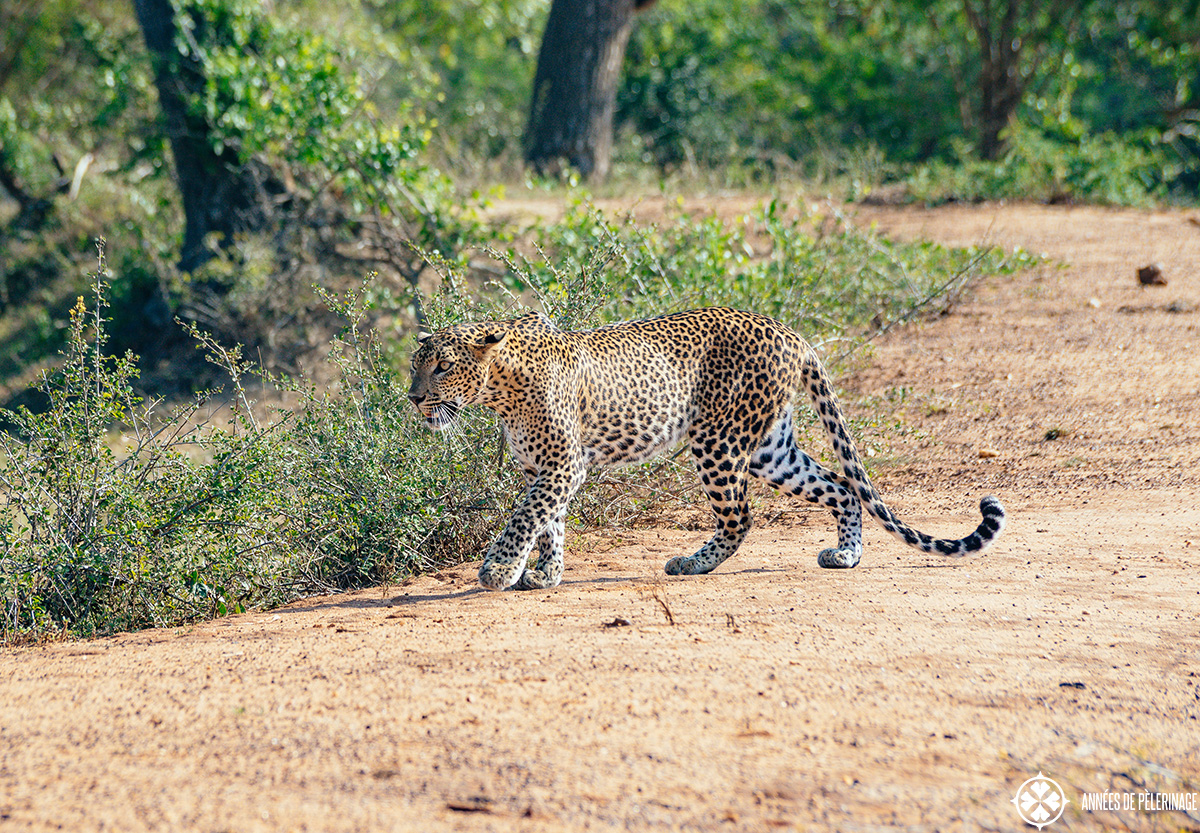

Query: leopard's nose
408 392 424 406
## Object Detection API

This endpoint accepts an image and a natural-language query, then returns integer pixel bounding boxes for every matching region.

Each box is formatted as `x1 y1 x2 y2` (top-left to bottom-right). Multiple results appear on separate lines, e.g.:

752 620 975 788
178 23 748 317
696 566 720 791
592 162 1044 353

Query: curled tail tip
984 496 1003 523
976 494 1007 549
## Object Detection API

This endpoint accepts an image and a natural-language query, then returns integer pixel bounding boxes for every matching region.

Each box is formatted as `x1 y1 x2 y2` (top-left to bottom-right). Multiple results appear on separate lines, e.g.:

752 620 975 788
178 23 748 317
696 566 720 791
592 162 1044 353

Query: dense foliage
618 0 1198 200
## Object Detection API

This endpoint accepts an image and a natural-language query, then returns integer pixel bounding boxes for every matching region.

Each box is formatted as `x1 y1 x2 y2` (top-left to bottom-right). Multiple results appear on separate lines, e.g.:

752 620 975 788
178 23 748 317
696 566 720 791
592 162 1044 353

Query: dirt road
2 203 1199 832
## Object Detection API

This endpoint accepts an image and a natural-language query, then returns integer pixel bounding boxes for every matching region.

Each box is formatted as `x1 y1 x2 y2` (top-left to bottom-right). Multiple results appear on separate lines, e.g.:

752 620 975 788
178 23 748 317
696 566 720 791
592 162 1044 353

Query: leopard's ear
471 330 506 355
416 331 433 344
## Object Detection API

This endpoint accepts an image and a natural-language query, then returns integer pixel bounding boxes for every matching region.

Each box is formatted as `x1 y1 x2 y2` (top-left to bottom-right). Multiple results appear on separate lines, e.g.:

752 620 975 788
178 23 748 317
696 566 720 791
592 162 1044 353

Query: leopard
407 307 1006 591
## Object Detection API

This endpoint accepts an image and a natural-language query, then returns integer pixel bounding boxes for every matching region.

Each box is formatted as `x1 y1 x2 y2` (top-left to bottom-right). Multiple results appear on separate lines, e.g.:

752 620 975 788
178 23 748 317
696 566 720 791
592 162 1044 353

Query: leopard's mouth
422 401 460 430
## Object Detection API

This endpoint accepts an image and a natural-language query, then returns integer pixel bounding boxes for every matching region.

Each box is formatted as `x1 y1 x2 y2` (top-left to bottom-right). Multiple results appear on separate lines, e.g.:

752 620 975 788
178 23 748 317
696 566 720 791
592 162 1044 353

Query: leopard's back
569 308 806 465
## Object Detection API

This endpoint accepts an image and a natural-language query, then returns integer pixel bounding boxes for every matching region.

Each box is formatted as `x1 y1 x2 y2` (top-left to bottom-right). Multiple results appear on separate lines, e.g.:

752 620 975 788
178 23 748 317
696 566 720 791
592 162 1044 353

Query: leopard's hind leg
748 407 864 568
665 427 753 576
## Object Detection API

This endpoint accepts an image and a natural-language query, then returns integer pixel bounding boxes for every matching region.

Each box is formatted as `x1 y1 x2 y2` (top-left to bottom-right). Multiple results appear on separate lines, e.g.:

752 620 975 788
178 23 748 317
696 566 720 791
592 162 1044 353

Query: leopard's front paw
514 568 562 590
664 555 701 575
478 561 522 590
817 547 861 569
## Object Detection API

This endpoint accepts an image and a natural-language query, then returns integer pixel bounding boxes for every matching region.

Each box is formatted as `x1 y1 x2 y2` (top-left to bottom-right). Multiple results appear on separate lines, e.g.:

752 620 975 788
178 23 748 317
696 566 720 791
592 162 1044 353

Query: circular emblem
1012 772 1069 829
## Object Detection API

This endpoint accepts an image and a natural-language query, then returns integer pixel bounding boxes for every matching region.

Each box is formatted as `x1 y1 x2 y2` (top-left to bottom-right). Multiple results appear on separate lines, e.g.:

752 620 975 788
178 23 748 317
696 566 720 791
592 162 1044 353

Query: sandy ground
2 203 1199 832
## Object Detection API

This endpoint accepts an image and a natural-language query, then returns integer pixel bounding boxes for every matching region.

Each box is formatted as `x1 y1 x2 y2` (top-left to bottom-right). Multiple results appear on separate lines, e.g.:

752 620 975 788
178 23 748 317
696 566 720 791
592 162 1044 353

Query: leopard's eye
434 359 453 375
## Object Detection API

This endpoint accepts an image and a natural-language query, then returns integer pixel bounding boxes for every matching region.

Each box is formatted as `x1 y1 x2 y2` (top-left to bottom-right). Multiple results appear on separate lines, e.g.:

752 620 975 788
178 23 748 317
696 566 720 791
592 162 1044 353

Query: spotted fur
408 308 1006 590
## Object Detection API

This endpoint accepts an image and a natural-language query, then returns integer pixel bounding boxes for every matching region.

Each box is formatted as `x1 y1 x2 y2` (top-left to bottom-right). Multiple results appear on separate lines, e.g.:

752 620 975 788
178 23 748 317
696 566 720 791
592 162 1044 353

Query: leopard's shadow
292 584 487 613
293 559 910 614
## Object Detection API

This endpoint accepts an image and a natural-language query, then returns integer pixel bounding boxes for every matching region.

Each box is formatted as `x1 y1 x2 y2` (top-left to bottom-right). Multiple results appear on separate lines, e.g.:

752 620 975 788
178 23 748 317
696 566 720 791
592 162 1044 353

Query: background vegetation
1 0 1194 639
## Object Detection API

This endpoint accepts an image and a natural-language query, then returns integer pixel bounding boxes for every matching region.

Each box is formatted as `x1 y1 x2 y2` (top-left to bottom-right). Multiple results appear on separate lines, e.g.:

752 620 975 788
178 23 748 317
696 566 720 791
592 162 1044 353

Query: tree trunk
977 58 1023 161
525 0 638 182
963 0 1026 160
132 0 271 271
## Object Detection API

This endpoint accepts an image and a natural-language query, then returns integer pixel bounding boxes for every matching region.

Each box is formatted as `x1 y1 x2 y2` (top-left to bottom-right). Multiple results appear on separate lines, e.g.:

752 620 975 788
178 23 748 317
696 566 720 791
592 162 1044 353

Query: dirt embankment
2 203 1199 832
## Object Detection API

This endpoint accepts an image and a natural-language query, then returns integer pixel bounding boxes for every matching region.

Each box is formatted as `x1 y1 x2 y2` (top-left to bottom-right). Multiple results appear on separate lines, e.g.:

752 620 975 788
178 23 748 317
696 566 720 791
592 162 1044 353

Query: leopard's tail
801 349 1006 555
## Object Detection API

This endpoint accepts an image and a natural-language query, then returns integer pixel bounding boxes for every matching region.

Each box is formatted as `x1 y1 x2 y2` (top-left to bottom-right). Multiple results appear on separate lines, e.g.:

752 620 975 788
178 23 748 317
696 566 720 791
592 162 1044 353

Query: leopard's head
407 326 506 430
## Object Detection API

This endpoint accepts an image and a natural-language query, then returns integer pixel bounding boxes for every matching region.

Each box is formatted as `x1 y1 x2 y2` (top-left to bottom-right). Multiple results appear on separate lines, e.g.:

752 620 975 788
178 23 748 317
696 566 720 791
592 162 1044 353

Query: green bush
0 253 515 641
615 0 1198 200
0 249 289 637
511 197 1036 343
906 122 1173 206
618 0 962 172
176 0 437 212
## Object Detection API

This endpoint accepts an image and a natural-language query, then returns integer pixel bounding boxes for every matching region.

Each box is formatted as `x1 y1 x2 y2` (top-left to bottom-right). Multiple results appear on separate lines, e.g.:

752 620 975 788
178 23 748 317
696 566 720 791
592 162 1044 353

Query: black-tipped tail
963 495 1006 552
924 495 1006 555
870 493 1006 557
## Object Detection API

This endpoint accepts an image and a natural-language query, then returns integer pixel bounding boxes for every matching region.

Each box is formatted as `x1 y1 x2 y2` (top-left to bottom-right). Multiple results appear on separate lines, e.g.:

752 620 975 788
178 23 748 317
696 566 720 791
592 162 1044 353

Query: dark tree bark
525 0 647 182
959 0 1093 160
962 0 1026 161
132 0 271 271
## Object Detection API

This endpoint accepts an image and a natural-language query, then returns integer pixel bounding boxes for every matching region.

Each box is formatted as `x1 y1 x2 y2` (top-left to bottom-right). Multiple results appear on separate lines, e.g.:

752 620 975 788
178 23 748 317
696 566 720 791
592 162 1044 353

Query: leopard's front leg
479 463 585 591
512 467 569 590
514 508 567 590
